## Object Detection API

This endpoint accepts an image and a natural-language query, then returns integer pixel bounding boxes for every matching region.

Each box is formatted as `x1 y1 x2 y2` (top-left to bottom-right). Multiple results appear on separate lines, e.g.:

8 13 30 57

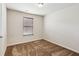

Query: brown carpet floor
5 39 79 56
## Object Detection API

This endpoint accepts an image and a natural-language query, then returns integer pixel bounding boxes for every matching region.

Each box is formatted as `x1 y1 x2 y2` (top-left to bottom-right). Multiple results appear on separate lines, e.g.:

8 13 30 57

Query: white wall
44 4 79 53
0 4 2 35
0 4 7 56
7 9 44 46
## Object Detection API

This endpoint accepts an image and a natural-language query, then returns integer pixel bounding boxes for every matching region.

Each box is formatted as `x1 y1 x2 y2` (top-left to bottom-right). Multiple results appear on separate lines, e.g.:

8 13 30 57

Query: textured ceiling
6 3 77 16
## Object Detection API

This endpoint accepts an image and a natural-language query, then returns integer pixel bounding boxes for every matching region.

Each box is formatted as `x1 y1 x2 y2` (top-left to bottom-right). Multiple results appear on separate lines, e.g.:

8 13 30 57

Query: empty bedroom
0 3 79 56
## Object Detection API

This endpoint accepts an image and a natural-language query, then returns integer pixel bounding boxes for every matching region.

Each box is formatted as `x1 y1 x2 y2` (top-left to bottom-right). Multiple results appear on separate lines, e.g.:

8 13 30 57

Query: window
23 17 33 36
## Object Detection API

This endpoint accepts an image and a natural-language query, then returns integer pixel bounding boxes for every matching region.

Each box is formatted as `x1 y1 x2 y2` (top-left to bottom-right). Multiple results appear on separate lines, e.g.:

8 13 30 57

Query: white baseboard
7 39 42 46
44 39 79 53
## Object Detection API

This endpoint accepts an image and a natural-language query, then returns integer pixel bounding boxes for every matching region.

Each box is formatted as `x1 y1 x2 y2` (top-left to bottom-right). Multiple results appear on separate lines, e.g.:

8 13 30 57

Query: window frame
23 17 33 36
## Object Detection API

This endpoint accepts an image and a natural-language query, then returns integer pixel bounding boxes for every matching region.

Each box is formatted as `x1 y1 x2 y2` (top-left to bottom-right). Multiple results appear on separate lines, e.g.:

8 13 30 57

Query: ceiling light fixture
37 3 44 7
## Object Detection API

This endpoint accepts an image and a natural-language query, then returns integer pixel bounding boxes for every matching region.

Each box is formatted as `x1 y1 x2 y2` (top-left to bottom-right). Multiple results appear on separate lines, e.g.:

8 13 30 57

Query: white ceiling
6 3 77 16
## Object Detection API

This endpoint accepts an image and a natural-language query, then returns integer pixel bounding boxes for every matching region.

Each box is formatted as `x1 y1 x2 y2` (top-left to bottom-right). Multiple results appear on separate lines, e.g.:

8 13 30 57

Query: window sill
23 33 33 36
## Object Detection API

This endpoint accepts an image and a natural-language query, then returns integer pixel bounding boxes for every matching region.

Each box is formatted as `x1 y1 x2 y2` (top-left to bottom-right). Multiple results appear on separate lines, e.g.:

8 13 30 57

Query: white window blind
23 17 33 35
